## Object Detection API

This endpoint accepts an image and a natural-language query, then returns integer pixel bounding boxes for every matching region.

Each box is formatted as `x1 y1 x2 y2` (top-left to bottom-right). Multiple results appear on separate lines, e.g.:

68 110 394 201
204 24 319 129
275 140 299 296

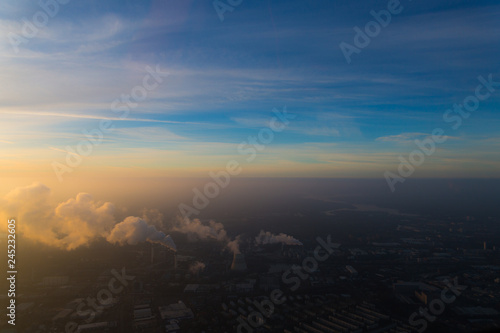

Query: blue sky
0 0 499 180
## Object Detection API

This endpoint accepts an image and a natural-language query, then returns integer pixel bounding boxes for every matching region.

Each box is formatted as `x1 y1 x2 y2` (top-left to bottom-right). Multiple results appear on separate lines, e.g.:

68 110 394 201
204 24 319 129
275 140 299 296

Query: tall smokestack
231 253 247 271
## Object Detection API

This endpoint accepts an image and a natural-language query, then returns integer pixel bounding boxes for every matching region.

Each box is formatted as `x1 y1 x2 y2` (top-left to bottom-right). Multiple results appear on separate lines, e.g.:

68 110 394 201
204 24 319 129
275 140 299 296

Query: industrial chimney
231 253 247 271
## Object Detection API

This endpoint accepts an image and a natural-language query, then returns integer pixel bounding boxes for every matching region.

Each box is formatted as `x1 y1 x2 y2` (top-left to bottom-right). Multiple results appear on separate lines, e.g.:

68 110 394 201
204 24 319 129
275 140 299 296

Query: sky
1 0 500 189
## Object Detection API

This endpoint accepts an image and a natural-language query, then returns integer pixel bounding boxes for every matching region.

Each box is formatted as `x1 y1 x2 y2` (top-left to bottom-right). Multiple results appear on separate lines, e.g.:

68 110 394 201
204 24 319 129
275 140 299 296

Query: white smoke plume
141 208 165 229
174 217 242 254
0 183 175 251
174 218 227 242
227 235 241 254
188 261 206 275
107 216 176 251
255 230 302 246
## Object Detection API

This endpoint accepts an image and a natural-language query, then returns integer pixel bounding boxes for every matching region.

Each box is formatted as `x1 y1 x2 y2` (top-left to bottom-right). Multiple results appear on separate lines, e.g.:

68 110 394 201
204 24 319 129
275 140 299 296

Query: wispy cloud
376 133 430 143
112 127 187 142
48 146 80 156
0 110 202 125
0 1 499 179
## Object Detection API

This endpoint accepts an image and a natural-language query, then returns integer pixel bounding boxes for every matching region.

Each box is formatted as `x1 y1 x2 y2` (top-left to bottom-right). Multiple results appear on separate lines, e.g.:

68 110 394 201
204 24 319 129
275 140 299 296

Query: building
159 301 194 322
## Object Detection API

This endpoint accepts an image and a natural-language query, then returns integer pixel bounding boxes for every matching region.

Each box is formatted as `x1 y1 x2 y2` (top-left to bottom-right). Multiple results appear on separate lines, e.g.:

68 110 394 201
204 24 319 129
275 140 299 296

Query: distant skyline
1 0 500 182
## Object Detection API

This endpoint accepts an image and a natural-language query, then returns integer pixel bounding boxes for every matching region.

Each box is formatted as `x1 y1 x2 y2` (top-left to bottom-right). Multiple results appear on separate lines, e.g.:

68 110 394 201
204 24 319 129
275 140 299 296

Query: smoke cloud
174 217 242 254
227 235 241 254
188 261 206 275
173 218 227 242
141 208 165 229
107 216 176 251
255 230 302 246
0 183 175 251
